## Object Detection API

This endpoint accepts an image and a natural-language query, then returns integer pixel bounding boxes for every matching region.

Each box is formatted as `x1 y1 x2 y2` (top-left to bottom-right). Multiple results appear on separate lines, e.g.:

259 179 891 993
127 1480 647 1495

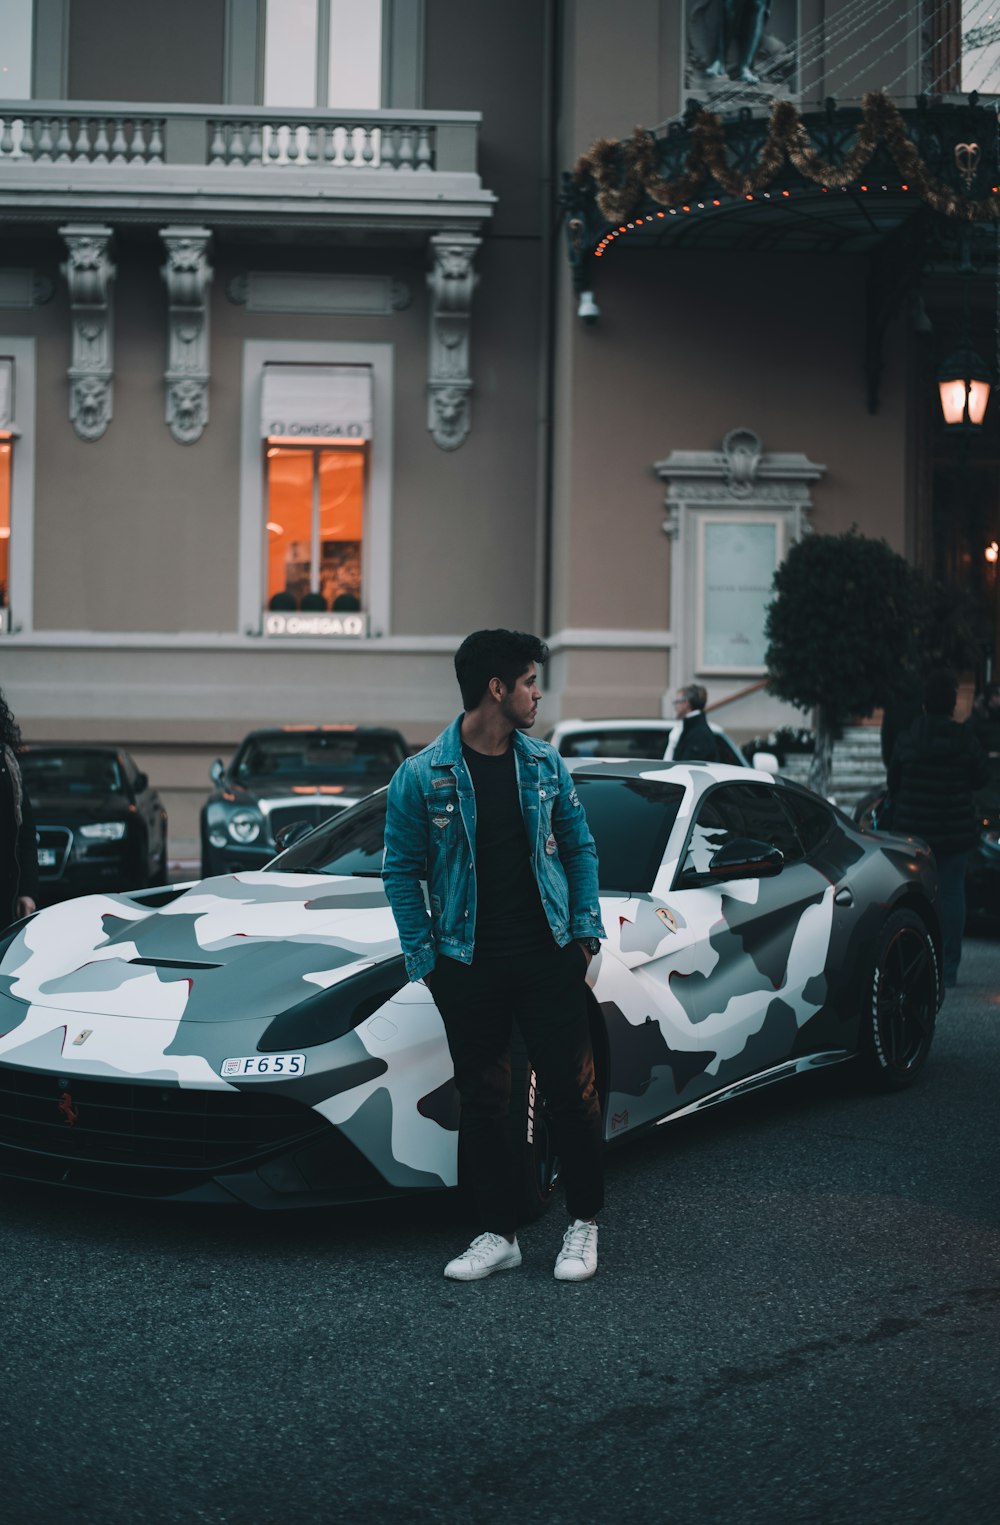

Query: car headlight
228 811 262 844
78 821 127 841
258 957 407 1052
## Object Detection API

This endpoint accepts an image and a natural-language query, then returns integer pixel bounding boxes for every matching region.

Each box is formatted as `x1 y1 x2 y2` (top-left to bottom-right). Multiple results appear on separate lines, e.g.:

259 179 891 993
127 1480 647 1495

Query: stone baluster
380 124 397 169
343 125 357 166
323 124 337 166
55 117 72 162
246 121 263 164
36 119 54 161
148 120 164 164
110 118 128 163
209 121 227 165
229 122 246 164
130 119 147 162
92 120 110 163
415 124 433 171
1 120 13 159
20 118 35 159
75 118 92 161
360 128 375 166
397 125 414 171
266 122 283 162
305 125 319 165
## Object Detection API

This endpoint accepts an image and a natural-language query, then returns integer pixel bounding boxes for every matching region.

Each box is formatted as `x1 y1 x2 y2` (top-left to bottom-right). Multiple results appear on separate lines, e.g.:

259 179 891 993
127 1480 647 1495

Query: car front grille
0 1066 329 1173
268 802 349 841
35 825 73 879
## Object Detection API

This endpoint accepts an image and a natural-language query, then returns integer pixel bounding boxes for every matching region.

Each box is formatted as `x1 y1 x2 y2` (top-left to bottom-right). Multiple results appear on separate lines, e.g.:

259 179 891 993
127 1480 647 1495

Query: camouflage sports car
0 762 942 1213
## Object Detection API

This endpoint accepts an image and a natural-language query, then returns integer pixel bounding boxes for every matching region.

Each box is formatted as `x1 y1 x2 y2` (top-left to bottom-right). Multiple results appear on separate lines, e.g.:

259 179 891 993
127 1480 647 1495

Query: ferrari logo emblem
57 1091 79 1126
72 1029 93 1046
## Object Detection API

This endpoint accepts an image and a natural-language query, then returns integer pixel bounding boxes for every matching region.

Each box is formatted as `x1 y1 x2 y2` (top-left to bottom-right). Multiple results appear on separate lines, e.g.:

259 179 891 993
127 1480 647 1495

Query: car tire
508 1031 561 1222
858 909 939 1090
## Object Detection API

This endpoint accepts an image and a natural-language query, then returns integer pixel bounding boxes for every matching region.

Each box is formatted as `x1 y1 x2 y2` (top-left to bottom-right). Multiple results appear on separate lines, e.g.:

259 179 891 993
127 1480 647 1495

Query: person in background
0 688 39 929
670 683 715 763
888 668 988 989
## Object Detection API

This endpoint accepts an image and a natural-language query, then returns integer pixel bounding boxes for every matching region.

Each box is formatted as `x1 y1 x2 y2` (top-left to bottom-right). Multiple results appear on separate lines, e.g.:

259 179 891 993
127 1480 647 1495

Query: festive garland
573 91 1000 225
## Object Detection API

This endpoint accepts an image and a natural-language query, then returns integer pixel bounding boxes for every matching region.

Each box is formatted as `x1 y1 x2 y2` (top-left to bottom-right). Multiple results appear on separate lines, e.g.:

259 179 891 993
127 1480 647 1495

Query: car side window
776 789 833 853
681 783 803 878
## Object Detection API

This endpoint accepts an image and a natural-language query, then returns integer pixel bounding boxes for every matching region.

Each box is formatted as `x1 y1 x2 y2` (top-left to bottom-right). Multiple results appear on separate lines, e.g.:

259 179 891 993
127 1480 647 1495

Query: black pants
430 941 604 1236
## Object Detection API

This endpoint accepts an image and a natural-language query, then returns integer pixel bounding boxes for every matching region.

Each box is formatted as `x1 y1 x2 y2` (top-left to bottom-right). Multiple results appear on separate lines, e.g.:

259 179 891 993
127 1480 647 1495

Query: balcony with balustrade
0 100 494 236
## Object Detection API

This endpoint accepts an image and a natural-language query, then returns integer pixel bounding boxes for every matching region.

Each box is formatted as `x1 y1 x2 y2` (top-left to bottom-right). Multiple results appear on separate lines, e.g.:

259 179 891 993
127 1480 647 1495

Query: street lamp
938 347 992 431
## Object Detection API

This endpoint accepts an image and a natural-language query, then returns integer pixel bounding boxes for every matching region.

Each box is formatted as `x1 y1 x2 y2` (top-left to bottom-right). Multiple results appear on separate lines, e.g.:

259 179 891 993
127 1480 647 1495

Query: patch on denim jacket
432 816 452 829
545 833 557 855
431 777 452 789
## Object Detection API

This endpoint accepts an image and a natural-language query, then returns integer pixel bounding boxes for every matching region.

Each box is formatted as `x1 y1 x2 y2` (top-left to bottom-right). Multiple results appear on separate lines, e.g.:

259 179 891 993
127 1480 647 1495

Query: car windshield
22 752 124 795
558 727 671 760
232 732 405 789
269 774 685 893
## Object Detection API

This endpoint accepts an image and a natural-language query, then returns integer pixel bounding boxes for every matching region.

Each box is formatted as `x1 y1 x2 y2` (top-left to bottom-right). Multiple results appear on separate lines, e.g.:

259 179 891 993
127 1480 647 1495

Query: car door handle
834 886 854 907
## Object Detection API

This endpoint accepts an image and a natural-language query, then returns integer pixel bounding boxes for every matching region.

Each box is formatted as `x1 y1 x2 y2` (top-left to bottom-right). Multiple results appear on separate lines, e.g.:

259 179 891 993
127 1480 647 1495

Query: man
888 668 988 989
670 683 716 763
382 629 606 1282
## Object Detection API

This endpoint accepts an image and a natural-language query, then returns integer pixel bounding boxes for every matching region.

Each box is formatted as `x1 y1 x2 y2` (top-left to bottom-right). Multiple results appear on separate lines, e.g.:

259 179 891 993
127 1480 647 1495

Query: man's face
673 692 691 719
499 666 541 730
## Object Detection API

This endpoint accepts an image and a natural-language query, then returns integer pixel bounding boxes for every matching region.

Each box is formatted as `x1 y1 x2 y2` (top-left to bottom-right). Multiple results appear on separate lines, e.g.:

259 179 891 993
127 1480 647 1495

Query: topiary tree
764 528 922 797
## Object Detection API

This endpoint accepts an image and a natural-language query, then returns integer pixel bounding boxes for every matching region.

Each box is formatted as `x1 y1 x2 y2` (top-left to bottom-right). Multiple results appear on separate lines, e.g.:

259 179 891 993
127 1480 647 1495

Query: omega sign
264 611 368 638
266 421 366 437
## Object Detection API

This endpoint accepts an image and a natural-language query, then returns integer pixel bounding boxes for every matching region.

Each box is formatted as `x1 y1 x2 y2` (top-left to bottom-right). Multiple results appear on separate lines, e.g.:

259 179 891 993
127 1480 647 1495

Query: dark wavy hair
0 688 23 751
454 629 549 710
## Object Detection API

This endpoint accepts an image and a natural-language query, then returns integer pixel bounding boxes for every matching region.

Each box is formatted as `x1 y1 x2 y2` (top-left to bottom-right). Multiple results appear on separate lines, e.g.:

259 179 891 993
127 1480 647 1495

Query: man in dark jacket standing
888 669 988 988
0 688 39 929
671 684 715 763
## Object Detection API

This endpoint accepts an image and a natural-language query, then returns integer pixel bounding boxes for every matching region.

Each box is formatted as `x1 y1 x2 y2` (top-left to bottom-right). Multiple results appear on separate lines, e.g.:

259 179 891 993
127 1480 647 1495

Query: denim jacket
382 716 604 982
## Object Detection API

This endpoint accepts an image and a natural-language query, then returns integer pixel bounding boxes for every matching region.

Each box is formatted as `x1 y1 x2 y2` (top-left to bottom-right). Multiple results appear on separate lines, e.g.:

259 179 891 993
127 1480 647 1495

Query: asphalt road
1 938 998 1525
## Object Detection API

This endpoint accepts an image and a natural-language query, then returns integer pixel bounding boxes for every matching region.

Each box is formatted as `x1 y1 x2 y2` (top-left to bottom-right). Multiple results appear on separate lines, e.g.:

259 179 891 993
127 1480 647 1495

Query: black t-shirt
461 741 552 956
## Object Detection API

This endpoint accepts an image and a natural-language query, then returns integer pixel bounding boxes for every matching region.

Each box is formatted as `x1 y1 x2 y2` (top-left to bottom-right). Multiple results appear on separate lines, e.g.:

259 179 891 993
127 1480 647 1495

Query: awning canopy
563 91 1000 271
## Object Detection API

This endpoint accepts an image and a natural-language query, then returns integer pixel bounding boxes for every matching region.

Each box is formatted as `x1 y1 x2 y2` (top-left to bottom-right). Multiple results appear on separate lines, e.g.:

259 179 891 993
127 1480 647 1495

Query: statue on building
686 0 795 95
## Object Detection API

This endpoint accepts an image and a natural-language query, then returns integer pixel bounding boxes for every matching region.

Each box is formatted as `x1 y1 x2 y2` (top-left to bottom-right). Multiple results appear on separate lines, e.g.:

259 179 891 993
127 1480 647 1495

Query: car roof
551 716 726 735
568 758 761 783
22 743 124 756
238 726 405 740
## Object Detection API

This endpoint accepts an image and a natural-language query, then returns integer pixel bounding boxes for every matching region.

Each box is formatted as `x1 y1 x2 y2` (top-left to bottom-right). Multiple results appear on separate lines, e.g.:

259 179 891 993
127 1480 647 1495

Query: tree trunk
807 709 835 798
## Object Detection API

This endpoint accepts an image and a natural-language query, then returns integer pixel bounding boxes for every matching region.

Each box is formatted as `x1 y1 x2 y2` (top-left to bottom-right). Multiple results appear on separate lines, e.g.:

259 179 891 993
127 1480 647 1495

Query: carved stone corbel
426 231 480 450
59 225 116 442
160 226 213 444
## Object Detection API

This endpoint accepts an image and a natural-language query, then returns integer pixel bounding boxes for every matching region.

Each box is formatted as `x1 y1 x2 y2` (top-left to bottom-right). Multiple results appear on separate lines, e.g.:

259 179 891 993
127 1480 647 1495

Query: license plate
220 1053 306 1078
38 848 57 868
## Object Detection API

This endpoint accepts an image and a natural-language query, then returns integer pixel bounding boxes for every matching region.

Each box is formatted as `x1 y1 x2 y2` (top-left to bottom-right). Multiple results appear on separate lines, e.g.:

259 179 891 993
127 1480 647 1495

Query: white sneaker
553 1219 598 1282
444 1231 522 1281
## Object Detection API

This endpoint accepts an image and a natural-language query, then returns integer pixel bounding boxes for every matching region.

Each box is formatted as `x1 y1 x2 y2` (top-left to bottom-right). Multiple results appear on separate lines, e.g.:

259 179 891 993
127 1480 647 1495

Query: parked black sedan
200 725 409 877
21 746 169 904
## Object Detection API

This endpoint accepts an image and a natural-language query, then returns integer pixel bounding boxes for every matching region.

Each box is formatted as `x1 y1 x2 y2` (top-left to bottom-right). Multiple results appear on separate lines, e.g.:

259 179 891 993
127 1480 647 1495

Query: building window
695 513 784 675
240 342 393 639
961 1 1000 92
0 0 33 98
0 340 36 635
266 445 366 611
264 0 383 107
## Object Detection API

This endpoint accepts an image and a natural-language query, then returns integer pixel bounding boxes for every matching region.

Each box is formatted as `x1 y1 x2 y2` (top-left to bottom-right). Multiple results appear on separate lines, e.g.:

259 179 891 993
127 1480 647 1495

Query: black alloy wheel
860 909 939 1090
509 1031 561 1221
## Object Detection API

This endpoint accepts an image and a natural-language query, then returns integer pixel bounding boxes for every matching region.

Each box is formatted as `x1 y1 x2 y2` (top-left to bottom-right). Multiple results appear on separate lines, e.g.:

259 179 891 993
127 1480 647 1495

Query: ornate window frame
238 338 394 638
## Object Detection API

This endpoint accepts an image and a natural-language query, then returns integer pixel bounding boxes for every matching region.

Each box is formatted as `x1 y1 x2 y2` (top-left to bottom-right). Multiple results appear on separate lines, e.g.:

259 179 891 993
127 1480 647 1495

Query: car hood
30 792 129 820
0 872 402 1025
224 780 370 804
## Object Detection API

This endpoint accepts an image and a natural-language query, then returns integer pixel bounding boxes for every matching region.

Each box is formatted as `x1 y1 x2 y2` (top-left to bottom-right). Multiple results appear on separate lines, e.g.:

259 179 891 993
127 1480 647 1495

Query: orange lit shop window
266 444 365 611
0 435 11 618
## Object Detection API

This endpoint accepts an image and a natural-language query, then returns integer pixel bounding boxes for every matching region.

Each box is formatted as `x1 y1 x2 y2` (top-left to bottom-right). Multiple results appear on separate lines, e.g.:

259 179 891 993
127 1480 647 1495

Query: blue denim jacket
382 716 604 982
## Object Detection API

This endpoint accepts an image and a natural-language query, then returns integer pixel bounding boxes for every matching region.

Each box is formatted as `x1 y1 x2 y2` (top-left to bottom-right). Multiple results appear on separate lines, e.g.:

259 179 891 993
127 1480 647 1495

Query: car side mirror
134 771 149 793
274 819 314 853
210 758 225 785
677 837 784 889
751 750 780 776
